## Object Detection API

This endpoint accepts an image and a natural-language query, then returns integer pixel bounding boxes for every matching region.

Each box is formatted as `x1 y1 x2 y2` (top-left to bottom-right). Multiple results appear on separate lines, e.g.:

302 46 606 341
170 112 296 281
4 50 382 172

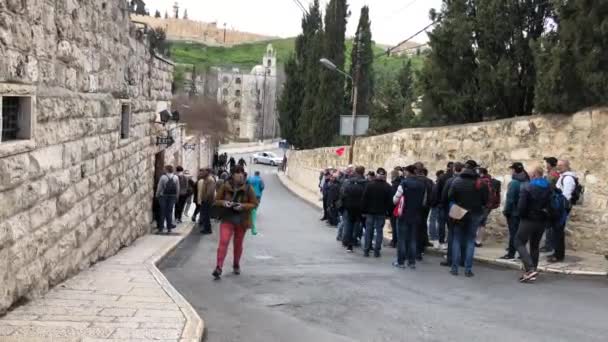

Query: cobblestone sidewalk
278 172 608 277
0 223 203 342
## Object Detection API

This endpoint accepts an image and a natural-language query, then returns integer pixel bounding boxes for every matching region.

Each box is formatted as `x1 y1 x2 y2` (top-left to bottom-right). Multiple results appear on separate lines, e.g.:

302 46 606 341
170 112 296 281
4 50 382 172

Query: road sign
340 115 369 136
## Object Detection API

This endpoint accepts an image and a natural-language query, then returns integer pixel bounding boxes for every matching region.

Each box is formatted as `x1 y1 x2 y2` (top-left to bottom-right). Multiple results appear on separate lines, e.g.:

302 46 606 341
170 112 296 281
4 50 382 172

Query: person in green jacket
501 162 529 260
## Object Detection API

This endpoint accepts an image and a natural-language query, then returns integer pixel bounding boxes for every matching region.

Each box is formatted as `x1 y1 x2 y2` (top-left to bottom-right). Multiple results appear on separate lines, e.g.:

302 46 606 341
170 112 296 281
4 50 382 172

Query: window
1 96 33 143
235 77 242 84
120 103 131 139
235 90 241 97
267 59 272 67
223 76 229 83
256 102 262 110
234 101 241 109
267 69 271 76
222 88 228 96
222 100 228 107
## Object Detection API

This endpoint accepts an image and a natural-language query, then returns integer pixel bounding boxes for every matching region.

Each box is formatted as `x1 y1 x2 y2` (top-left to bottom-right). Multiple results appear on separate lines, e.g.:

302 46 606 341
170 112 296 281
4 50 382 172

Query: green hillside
169 37 425 75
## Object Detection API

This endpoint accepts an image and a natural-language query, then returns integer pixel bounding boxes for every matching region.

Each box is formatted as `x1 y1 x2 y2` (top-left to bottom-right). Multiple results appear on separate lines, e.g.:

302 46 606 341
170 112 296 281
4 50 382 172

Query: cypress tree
349 6 374 119
277 54 303 147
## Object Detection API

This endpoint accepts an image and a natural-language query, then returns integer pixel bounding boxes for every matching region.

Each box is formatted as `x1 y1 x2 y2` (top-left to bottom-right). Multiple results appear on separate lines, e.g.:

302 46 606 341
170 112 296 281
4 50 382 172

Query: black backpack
343 179 366 210
164 175 178 196
560 175 584 206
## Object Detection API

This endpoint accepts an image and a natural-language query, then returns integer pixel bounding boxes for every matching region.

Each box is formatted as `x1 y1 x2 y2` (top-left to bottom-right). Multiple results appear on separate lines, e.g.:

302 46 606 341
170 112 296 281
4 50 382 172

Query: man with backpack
174 166 190 224
415 167 435 260
515 166 552 282
156 165 180 234
361 168 393 258
340 166 367 253
501 162 529 260
540 157 561 253
549 159 582 263
434 162 455 249
475 168 501 247
440 162 465 267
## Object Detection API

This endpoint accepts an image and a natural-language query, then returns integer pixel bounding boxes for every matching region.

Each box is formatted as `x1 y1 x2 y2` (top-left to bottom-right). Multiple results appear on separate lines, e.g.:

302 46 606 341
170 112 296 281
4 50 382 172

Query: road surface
160 159 608 342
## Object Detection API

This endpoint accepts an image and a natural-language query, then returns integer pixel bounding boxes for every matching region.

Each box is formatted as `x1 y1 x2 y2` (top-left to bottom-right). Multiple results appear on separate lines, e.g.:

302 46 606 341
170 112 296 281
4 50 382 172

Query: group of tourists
213 152 248 173
155 161 265 280
319 157 582 282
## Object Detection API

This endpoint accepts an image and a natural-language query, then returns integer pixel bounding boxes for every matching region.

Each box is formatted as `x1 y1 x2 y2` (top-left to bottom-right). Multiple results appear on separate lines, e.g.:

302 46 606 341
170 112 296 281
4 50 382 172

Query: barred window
1 96 32 143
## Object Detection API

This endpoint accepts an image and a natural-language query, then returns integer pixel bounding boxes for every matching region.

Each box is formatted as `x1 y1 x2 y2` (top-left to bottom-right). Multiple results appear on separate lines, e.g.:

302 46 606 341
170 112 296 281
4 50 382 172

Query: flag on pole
335 147 346 156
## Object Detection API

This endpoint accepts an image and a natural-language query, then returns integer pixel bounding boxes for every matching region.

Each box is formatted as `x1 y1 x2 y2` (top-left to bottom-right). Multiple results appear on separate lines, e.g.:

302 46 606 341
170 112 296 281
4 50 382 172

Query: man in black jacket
448 165 489 277
434 162 454 247
389 168 404 247
440 162 463 267
415 167 435 259
361 168 393 257
326 173 341 226
341 166 367 252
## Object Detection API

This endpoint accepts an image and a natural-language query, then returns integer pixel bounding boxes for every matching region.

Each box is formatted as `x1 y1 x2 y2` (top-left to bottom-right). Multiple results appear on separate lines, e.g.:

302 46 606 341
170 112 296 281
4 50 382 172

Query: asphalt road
160 160 608 342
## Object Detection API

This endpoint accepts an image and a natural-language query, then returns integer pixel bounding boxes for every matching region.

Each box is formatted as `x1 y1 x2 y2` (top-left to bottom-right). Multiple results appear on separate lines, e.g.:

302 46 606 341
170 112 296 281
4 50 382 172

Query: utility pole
223 23 227 43
349 33 361 165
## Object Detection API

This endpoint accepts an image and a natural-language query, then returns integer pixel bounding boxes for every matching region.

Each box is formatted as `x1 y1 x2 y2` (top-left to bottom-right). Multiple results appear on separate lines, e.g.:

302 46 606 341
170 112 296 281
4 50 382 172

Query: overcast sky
146 0 444 45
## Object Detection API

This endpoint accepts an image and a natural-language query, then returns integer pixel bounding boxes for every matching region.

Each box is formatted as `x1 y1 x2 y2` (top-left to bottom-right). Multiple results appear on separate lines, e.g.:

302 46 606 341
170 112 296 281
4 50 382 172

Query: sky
146 0 444 46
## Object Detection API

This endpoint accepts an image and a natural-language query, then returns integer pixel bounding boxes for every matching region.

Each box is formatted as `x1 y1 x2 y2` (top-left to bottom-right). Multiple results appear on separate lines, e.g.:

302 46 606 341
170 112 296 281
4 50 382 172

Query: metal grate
2 97 20 141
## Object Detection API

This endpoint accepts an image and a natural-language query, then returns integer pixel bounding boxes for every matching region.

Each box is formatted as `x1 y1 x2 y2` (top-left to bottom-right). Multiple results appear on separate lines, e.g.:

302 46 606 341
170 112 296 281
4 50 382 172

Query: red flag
335 147 346 156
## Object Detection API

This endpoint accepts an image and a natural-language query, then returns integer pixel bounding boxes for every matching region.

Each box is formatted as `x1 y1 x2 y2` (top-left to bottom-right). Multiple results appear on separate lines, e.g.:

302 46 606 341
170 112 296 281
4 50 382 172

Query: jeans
175 194 189 221
506 215 521 257
452 213 482 273
515 219 547 272
437 207 448 244
417 207 430 256
158 196 177 231
343 209 362 248
216 222 247 269
337 212 344 240
199 202 212 232
542 226 554 250
428 207 440 241
446 220 465 265
553 219 567 260
397 218 417 266
390 217 398 245
365 215 385 253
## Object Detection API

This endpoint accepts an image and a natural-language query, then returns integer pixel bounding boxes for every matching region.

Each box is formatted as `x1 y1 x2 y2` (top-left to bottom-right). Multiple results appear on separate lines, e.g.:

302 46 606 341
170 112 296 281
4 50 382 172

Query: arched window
235 77 242 84
235 90 241 97
222 100 228 107
267 59 272 67
222 76 229 83
222 88 228 95
234 101 241 109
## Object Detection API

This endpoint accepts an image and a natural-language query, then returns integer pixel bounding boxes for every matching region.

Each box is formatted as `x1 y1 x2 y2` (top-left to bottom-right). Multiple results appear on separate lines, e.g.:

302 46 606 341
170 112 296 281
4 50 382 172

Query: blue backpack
548 189 569 227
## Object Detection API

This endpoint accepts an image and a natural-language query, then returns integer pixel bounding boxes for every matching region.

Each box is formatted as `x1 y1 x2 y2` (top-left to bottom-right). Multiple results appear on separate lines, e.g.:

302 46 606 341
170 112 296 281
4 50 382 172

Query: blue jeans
428 207 440 241
437 207 447 243
343 209 362 248
397 218 417 266
159 196 177 231
506 215 521 257
365 215 385 253
337 212 344 240
452 213 482 273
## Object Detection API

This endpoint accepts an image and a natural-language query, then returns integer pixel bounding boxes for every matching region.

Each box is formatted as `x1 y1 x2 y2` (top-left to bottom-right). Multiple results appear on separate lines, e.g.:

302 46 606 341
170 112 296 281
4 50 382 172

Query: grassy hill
169 37 425 76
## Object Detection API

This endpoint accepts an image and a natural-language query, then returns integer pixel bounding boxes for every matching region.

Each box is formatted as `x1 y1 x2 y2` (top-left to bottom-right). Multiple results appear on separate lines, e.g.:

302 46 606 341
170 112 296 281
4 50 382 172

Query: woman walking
212 166 258 279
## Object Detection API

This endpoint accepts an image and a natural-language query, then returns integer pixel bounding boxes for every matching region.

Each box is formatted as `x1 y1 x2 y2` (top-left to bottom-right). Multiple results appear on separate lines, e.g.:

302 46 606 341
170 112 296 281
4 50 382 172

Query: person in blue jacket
247 171 265 235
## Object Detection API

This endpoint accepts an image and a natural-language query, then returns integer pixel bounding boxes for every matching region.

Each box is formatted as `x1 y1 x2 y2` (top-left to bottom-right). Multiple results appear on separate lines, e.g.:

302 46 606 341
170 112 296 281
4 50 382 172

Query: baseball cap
509 162 525 173
465 160 478 169
376 168 387 176
543 157 558 167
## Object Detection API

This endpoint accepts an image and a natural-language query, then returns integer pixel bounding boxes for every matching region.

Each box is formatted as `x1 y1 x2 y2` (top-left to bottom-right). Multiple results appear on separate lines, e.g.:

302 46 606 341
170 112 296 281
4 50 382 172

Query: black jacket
361 179 393 215
441 175 457 208
414 175 434 208
341 175 367 211
518 178 552 221
434 170 454 208
327 181 341 207
448 169 488 214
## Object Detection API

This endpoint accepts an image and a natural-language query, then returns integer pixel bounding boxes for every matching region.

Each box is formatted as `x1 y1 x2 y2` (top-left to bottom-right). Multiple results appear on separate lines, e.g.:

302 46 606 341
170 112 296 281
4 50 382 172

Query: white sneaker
440 243 448 250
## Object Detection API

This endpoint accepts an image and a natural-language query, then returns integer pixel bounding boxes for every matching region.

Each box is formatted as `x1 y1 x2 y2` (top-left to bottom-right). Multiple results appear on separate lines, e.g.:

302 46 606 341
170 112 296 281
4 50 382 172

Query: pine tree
371 60 415 134
297 0 324 148
183 9 188 20
419 0 481 124
535 1 608 113
313 0 349 146
154 10 161 18
349 6 374 119
164 10 169 19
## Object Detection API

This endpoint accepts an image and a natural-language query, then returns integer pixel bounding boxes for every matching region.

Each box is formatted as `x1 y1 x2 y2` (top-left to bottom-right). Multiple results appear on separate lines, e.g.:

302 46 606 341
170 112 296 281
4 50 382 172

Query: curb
278 173 608 278
145 223 205 342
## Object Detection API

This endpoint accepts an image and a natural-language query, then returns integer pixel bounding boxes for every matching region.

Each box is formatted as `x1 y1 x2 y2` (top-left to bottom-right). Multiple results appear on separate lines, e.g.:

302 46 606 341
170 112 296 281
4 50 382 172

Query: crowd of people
319 157 582 282
154 155 265 280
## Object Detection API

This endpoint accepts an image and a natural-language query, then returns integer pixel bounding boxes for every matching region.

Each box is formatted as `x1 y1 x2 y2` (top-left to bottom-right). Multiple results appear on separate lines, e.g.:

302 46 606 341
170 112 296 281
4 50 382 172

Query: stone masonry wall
0 1 175 313
287 108 608 255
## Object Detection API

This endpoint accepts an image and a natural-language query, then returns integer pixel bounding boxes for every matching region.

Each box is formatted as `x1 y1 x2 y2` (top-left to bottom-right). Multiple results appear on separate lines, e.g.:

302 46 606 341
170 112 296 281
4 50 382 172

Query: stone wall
0 0 178 313
286 108 608 255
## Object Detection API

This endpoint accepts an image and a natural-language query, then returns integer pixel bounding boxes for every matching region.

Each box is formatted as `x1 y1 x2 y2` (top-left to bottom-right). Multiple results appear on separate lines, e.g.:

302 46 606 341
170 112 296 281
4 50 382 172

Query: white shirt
557 171 577 201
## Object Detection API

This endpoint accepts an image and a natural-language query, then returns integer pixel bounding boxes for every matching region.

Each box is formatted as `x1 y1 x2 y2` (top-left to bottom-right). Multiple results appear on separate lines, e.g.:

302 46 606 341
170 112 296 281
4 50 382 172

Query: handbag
393 196 405 217
448 203 468 220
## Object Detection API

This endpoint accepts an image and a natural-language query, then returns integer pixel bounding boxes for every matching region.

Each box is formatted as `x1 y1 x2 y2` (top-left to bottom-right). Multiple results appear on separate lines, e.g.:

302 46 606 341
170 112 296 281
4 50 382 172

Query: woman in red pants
212 166 258 279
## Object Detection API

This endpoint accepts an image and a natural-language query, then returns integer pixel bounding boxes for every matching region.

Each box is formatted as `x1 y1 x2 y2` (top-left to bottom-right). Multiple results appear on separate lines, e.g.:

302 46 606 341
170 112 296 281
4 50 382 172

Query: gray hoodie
156 173 180 198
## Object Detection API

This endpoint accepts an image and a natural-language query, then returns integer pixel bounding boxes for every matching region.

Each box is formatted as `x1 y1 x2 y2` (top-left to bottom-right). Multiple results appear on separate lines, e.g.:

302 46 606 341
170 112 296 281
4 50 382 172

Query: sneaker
212 267 222 280
392 261 406 269
346 246 354 253
363 251 370 257
440 261 450 267
374 251 381 258
539 247 553 253
546 255 564 263
475 242 483 248
465 271 474 278
519 271 538 283
416 255 423 261
440 244 448 250
499 254 515 260
408 264 416 270
450 269 458 276
233 266 241 275
191 217 197 223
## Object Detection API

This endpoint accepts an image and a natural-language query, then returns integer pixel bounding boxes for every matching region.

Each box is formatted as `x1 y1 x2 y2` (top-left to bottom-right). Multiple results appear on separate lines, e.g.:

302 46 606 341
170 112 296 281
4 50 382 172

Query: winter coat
434 170 454 208
393 176 427 224
361 179 394 216
340 175 367 211
448 169 489 214
248 175 265 198
518 178 552 221
214 181 258 229
504 172 529 216
197 175 216 205
327 181 341 207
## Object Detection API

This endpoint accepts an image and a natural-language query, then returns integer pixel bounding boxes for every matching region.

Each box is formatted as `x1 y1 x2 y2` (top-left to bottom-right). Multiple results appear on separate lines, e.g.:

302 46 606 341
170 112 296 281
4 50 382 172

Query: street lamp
319 57 358 164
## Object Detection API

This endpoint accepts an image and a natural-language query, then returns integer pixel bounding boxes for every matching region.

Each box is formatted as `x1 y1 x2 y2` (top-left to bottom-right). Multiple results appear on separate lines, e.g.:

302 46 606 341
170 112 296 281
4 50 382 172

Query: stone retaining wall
286 108 608 255
0 1 178 313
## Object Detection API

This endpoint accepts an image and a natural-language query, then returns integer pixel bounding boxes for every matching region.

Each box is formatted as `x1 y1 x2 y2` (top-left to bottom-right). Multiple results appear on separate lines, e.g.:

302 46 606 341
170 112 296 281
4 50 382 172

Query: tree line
279 0 608 149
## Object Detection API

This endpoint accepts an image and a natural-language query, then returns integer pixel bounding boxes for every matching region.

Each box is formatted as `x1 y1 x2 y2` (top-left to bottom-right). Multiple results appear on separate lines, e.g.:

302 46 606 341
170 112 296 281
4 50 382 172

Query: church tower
263 44 277 77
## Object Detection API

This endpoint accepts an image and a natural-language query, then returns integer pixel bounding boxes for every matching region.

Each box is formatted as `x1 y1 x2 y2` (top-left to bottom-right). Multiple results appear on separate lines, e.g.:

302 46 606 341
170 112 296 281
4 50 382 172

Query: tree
154 10 161 18
164 10 169 19
172 95 230 141
278 55 303 147
297 0 324 148
313 0 349 146
349 6 374 120
131 0 147 15
535 1 608 113
370 61 415 134
183 9 188 20
419 0 482 124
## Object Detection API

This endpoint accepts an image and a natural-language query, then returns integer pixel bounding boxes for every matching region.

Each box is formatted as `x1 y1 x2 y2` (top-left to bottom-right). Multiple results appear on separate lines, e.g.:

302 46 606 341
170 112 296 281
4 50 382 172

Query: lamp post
319 58 358 164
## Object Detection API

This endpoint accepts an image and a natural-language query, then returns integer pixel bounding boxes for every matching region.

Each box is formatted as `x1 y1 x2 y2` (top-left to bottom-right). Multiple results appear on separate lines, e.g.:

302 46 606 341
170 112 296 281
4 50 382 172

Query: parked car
253 152 282 166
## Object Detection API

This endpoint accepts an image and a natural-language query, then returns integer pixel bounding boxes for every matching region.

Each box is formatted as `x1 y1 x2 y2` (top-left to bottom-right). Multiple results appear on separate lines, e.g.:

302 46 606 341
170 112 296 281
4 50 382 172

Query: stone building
0 0 209 313
216 44 280 141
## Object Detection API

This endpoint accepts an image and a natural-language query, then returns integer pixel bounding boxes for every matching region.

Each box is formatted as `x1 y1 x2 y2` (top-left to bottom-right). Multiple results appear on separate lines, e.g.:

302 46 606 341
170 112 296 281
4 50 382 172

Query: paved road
160 160 608 342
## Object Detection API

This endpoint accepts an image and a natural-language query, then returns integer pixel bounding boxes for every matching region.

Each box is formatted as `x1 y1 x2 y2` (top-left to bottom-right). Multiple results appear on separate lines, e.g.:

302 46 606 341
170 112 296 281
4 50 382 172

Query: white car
253 152 282 166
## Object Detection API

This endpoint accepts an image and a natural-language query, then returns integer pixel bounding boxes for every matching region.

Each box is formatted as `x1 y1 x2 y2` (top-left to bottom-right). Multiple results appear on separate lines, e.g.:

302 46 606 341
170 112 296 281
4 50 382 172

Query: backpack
163 175 178 196
178 175 188 195
343 179 366 210
475 177 500 210
560 175 584 205
547 189 569 227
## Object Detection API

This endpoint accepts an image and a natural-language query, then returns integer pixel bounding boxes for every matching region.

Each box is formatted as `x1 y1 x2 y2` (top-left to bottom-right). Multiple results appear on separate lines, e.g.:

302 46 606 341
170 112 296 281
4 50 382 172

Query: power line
291 0 308 15
376 19 439 58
